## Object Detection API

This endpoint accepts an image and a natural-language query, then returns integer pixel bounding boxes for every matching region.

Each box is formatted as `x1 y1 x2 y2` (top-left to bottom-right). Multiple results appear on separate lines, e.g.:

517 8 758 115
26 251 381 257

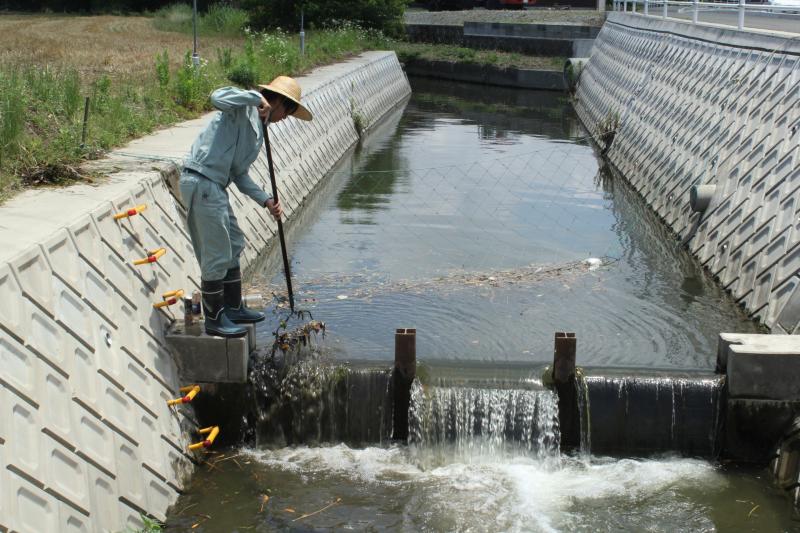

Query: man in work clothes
180 76 313 338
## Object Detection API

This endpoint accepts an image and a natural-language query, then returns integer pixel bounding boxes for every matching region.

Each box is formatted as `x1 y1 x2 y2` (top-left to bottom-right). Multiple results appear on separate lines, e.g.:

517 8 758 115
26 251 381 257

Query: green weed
155 49 170 90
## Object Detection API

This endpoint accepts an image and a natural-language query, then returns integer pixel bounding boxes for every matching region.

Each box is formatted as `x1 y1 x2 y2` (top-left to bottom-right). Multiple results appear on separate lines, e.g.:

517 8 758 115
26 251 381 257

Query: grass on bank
394 42 564 71
0 5 567 201
0 8 387 200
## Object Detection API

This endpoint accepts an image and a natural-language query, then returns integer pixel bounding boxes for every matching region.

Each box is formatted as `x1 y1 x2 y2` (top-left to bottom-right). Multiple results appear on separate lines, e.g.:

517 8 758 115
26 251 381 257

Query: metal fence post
738 0 745 30
624 0 628 11
663 0 669 18
644 0 649 16
692 0 699 23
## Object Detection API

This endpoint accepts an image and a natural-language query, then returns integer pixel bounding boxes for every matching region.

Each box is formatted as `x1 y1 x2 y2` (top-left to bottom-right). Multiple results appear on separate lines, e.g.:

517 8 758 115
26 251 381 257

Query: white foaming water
245 444 724 532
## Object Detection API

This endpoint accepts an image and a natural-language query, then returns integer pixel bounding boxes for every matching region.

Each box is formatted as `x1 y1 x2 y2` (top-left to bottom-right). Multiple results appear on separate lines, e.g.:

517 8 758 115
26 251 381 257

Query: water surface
252 77 760 368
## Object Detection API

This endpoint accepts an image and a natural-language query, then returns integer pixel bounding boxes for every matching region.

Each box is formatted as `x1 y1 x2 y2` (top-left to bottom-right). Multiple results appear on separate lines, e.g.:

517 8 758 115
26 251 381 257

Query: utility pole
192 0 200 66
300 9 305 57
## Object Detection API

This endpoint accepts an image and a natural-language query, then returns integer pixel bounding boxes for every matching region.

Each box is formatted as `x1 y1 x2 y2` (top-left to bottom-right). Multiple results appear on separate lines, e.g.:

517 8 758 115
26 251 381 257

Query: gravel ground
404 7 606 26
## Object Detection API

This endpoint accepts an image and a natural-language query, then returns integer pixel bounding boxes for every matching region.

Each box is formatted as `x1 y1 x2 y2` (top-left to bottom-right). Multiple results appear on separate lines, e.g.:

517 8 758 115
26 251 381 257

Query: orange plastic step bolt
113 204 147 220
167 384 199 406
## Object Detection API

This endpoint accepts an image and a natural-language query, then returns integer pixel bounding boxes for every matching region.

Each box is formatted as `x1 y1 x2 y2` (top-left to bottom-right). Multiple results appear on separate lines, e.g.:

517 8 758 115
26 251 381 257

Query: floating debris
584 257 603 271
249 257 617 303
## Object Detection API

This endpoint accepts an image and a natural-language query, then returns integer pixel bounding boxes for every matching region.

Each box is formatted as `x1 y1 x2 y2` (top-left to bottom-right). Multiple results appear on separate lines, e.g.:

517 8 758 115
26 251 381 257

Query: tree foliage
239 0 408 36
0 0 409 34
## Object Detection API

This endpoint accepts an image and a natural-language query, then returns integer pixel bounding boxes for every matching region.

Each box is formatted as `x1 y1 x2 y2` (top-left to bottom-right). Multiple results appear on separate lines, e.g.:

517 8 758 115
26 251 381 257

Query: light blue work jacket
183 86 271 206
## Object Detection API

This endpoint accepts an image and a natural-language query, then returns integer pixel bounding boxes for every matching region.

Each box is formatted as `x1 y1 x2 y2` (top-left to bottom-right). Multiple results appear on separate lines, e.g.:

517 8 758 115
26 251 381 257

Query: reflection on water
252 77 760 368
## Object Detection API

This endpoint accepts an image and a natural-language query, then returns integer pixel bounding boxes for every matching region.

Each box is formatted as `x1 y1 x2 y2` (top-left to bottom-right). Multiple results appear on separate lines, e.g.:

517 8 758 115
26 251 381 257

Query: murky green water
165 79 790 532
251 77 759 368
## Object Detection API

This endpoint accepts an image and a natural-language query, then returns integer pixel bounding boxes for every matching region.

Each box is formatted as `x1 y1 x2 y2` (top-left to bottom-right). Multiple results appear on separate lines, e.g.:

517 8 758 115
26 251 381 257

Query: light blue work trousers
180 170 245 281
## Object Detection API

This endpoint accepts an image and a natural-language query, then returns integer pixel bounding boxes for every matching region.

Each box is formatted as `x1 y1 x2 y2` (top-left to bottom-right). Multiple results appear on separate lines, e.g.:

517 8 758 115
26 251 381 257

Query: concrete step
166 322 257 383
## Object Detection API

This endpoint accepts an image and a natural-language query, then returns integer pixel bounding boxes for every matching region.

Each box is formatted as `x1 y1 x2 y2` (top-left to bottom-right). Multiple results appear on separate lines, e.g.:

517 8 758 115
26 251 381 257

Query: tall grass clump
152 3 193 33
202 4 249 36
154 3 249 36
0 71 25 172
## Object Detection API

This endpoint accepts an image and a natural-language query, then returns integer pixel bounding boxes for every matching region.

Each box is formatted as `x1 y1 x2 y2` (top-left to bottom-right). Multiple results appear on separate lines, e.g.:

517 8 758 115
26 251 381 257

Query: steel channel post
692 0 699 23
738 0 746 30
663 0 669 18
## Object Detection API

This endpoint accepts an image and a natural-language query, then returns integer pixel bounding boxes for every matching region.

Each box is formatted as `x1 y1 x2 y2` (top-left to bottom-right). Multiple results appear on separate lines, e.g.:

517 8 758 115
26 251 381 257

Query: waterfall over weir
584 371 724 457
408 381 561 463
199 354 724 459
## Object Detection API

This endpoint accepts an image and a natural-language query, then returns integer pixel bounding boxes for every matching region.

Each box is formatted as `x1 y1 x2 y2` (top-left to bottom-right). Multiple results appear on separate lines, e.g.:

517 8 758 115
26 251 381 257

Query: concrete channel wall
574 13 800 333
406 21 599 57
0 51 410 533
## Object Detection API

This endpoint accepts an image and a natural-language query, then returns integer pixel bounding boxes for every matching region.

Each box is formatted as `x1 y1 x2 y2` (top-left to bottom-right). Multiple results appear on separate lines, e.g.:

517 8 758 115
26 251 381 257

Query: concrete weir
0 52 410 532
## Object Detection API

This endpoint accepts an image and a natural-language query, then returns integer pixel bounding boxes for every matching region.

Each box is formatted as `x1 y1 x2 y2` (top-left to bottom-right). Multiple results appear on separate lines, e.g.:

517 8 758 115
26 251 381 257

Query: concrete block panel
39 358 75 447
5 472 60 533
777 279 800 334
41 229 85 298
53 277 94 353
114 435 147 513
87 464 119 533
142 468 173 521
6 394 43 485
70 402 116 478
98 375 138 444
0 263 25 342
26 298 72 375
137 412 166 477
10 246 54 316
59 501 90 533
42 433 90 515
0 330 40 404
126 357 159 417
70 341 100 412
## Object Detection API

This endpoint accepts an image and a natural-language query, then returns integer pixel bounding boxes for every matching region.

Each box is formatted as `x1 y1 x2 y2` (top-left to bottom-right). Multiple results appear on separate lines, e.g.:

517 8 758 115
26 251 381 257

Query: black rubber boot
223 267 266 324
201 279 248 338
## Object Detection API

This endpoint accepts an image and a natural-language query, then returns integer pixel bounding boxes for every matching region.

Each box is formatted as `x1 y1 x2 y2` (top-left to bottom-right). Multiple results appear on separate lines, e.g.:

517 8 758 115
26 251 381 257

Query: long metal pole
262 120 295 312
192 0 200 66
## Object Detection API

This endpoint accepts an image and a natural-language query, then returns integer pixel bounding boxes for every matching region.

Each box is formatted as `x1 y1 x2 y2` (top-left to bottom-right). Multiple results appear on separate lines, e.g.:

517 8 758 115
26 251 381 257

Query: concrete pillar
392 328 417 442
553 332 580 450
738 0 746 30
553 332 576 384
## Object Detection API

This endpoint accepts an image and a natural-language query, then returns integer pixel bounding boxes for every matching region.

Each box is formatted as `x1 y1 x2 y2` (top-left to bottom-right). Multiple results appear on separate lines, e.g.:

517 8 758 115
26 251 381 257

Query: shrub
174 52 213 110
201 3 249 36
226 35 258 87
152 3 193 33
155 49 170 90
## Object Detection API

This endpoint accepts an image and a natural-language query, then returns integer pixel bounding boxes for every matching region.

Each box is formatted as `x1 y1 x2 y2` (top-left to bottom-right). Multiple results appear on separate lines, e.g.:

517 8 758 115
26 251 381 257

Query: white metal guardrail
612 0 800 31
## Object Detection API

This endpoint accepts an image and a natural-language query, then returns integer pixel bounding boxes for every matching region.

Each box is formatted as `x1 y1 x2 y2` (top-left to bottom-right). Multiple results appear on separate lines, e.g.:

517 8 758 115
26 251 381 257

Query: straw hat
258 76 313 121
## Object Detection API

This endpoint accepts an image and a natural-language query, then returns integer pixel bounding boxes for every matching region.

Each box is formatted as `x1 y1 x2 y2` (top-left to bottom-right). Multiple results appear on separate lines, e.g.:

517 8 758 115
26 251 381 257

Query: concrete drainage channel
1 10 800 531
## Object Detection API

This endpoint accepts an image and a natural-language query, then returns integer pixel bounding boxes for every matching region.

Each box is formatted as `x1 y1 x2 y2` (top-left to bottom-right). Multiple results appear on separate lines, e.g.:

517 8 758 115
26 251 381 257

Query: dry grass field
0 13 241 83
0 12 385 197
